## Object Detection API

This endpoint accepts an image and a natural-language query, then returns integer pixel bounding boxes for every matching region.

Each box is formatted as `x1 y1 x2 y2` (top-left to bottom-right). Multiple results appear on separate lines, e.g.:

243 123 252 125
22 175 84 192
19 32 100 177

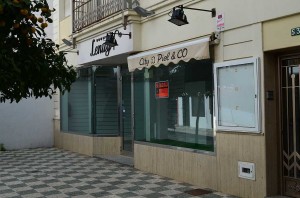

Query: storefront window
61 67 92 134
134 59 214 151
60 66 120 136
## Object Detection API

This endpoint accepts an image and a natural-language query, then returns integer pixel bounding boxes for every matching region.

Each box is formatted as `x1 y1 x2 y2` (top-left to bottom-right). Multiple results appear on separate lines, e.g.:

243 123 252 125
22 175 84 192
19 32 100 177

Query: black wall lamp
168 5 216 26
62 38 73 46
62 38 76 49
133 5 155 17
103 30 132 47
61 38 78 54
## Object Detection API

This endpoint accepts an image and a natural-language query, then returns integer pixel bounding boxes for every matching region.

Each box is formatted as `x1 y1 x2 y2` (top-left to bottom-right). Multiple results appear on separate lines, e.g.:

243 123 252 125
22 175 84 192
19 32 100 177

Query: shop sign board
291 27 300 36
128 37 210 72
139 48 188 67
77 25 133 65
155 81 169 98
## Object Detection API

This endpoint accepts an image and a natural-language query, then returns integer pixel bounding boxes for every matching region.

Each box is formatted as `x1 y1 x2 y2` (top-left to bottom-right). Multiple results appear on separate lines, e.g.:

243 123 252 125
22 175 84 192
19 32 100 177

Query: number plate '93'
291 27 300 36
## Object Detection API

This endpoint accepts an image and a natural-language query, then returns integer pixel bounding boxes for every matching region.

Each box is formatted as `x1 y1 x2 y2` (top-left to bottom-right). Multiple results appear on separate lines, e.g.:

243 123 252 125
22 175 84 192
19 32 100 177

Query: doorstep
95 154 134 166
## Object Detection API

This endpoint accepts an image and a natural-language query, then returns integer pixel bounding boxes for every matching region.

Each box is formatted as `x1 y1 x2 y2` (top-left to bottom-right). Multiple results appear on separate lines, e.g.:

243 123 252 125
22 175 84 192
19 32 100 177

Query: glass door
121 66 133 154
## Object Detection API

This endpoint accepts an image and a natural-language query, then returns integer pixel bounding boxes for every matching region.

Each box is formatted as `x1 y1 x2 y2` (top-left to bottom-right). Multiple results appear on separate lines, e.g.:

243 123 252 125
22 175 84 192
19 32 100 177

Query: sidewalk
0 148 238 198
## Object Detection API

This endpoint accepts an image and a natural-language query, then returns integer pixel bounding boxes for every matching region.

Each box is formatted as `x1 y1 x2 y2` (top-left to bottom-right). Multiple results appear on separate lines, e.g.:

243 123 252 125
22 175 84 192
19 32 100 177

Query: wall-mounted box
214 57 261 133
238 161 255 180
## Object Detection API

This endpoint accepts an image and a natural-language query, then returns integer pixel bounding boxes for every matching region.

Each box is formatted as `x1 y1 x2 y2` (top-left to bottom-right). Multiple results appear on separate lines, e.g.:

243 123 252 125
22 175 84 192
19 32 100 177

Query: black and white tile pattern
0 148 237 198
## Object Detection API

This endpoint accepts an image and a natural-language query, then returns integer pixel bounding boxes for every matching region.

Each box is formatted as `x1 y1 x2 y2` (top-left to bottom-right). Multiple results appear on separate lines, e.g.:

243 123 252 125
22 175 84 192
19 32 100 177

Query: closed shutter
95 72 118 135
68 78 91 133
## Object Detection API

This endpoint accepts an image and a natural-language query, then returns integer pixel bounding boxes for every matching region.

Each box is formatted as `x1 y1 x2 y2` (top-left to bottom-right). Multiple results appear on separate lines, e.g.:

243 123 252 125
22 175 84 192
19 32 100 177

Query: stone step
95 154 134 166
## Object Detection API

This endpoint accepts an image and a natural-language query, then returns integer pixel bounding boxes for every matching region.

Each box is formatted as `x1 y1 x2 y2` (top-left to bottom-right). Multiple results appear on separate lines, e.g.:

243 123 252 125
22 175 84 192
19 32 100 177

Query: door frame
118 66 134 156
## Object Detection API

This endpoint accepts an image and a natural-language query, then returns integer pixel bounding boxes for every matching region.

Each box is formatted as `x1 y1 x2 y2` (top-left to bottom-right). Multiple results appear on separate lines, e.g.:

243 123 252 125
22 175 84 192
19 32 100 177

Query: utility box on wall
238 161 255 180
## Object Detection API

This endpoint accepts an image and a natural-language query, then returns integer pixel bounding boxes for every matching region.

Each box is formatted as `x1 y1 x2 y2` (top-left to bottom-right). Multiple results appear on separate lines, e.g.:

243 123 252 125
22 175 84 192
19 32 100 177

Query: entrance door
281 55 300 197
120 67 133 154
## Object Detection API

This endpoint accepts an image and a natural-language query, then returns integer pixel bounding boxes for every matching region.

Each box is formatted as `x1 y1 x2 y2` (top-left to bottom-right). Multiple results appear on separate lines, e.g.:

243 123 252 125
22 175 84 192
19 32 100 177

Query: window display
134 59 214 151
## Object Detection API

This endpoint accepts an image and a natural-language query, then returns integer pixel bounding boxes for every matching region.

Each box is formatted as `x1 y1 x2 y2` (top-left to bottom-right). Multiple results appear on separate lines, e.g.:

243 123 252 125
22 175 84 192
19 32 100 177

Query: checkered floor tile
0 148 238 197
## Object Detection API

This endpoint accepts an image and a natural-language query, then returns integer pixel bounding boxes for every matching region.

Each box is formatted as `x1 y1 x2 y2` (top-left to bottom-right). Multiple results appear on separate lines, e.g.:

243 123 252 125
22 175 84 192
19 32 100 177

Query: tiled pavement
0 148 238 198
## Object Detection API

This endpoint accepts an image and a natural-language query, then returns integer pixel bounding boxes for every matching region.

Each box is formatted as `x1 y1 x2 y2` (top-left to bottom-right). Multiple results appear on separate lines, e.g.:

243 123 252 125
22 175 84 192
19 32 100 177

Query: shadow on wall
0 97 54 150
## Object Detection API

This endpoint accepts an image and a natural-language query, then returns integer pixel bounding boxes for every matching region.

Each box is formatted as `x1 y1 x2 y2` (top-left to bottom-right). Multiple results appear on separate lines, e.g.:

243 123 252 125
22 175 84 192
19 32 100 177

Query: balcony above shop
73 0 140 33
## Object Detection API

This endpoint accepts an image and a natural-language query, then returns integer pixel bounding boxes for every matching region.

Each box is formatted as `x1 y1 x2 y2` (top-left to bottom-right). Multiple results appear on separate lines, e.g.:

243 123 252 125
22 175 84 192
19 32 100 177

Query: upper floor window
64 0 71 18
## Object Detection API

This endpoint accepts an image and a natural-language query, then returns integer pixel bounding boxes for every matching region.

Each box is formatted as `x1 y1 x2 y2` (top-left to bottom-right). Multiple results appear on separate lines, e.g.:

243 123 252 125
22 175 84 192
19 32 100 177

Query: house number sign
291 27 300 36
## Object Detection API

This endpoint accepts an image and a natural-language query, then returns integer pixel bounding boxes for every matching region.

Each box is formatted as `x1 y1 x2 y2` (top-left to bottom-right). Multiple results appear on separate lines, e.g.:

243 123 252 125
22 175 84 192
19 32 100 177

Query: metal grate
281 56 300 179
73 0 140 32
281 55 300 196
184 188 212 196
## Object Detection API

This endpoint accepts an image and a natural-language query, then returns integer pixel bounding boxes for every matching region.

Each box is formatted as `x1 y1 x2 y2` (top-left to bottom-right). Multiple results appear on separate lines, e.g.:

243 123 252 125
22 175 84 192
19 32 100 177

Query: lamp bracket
62 50 79 55
210 31 220 45
103 29 132 47
176 5 216 18
109 30 132 39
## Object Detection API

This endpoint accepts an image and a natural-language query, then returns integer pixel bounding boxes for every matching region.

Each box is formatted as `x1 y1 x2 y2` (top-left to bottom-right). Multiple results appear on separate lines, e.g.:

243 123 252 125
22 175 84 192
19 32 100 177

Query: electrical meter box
238 161 255 180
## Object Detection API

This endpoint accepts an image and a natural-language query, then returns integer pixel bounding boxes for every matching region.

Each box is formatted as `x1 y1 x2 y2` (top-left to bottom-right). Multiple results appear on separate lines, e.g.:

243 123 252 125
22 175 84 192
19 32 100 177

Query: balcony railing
73 0 139 33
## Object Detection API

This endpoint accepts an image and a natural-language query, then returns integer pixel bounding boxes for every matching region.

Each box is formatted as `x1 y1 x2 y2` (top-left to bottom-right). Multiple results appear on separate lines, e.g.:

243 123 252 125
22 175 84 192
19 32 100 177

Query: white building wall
0 98 54 150
0 0 55 150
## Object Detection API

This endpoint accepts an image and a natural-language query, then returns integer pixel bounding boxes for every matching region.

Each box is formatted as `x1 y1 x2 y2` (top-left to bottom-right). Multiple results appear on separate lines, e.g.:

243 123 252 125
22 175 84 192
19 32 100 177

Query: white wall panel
0 98 54 150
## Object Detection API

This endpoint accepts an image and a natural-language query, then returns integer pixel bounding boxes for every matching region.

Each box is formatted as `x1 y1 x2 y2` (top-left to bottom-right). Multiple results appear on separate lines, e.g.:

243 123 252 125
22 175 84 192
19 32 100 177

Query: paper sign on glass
155 81 169 98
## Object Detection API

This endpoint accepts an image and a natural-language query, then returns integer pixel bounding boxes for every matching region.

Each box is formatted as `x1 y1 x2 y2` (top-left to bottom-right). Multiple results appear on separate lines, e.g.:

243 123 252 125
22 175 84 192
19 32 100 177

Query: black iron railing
73 0 139 32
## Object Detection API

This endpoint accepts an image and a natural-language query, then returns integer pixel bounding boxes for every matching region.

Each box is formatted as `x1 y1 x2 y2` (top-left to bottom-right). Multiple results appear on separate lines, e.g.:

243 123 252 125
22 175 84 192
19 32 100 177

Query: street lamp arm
175 5 216 17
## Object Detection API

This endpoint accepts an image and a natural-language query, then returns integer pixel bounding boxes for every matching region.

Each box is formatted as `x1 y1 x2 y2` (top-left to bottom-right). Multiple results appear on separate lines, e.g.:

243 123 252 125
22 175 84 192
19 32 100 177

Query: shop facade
54 16 139 156
53 0 300 197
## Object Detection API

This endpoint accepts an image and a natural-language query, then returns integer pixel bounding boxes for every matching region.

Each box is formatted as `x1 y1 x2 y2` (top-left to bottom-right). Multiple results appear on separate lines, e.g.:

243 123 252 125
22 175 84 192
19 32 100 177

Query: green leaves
0 0 76 103
47 18 52 23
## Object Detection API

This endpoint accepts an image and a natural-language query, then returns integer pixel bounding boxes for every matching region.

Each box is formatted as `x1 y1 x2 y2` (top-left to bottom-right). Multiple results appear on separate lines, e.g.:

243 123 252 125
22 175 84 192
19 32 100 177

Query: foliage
0 143 6 151
0 0 76 103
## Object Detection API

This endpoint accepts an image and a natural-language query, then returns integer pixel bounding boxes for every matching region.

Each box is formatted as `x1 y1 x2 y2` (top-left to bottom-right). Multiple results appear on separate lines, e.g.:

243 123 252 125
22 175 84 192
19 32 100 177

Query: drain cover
184 188 212 196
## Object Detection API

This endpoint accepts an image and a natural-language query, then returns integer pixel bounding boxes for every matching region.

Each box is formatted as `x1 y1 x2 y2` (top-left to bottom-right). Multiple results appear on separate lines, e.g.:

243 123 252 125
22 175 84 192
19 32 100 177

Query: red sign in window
155 81 169 98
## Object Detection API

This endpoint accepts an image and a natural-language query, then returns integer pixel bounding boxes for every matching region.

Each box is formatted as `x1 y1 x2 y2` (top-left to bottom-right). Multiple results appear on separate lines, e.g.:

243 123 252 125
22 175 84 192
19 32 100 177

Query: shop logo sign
90 38 114 57
139 48 188 67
